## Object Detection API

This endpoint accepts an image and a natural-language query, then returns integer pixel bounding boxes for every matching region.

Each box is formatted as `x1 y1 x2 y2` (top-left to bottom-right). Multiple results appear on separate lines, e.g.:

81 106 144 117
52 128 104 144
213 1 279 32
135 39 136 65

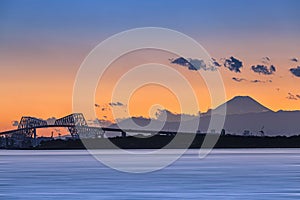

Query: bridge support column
121 131 126 138
33 128 37 147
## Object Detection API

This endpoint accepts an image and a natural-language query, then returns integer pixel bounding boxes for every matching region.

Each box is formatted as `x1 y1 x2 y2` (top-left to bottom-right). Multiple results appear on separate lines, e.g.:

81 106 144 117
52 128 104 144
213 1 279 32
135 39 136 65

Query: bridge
0 113 179 148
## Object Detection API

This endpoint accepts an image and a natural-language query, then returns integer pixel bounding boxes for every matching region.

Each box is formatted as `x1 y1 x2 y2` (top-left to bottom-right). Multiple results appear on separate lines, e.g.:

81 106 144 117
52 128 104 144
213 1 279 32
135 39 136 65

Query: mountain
109 96 300 136
206 96 271 115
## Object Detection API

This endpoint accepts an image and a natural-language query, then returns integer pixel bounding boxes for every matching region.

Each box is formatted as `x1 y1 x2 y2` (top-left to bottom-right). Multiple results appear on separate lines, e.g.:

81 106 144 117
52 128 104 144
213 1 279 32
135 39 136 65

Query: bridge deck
0 125 194 136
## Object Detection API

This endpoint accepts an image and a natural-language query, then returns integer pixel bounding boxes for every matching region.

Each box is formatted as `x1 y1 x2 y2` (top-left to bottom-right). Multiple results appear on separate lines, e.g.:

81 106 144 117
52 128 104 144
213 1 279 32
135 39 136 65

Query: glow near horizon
1 0 300 130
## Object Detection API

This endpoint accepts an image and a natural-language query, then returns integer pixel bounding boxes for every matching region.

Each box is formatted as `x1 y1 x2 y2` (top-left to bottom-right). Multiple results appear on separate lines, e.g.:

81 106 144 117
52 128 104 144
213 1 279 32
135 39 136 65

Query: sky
1 0 300 131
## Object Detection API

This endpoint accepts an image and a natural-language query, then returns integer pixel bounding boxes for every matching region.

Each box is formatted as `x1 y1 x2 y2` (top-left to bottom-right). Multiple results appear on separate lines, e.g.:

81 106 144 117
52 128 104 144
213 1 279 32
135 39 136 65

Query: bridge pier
32 128 37 147
121 131 126 138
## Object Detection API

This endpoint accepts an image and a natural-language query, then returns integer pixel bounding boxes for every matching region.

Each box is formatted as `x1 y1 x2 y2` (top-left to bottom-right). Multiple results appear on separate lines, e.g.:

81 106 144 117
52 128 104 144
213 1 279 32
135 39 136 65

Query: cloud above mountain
290 66 300 77
109 102 124 107
211 58 221 67
251 64 276 75
232 77 272 83
170 57 220 71
291 58 298 62
223 56 243 73
286 92 300 100
261 57 271 64
232 77 246 82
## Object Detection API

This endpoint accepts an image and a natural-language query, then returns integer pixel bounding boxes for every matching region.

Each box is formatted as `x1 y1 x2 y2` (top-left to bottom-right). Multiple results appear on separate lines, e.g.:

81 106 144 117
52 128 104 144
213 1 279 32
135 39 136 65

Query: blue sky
1 0 300 44
1 0 300 129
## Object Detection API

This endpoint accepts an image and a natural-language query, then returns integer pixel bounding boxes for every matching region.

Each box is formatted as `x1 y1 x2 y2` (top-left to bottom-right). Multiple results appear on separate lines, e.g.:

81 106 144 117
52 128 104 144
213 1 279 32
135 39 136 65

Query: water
1 149 300 199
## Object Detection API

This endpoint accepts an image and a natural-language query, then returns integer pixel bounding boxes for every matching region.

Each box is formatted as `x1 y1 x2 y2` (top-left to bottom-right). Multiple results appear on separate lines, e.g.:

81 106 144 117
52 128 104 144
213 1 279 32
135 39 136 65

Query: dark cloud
11 120 19 126
188 58 207 71
109 102 124 107
251 79 272 83
170 57 190 67
262 57 271 64
251 64 276 75
232 77 246 82
232 77 272 83
223 56 243 73
170 57 219 71
251 80 262 83
286 92 300 100
290 66 300 77
211 58 221 67
291 58 298 62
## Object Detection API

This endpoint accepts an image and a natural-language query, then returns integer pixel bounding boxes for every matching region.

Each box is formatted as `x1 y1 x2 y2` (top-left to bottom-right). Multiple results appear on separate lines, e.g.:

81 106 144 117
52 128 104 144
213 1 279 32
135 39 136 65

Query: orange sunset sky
1 0 300 132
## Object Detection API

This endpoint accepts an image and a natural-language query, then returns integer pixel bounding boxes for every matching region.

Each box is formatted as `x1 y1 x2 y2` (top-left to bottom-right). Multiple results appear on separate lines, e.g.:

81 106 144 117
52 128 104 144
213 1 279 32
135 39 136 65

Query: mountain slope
208 96 271 115
108 96 300 136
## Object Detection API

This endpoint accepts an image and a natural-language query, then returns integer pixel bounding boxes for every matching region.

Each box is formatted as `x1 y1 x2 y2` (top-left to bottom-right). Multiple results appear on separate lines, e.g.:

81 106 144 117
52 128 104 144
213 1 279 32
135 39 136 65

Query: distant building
221 129 226 136
243 130 250 136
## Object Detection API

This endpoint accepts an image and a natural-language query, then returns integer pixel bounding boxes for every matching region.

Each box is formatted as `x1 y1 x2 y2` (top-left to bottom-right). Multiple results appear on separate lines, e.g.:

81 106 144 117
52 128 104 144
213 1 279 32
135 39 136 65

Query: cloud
262 57 271 64
109 102 124 107
223 56 243 73
291 58 298 62
290 66 300 77
232 77 272 83
251 79 272 83
170 57 220 71
286 92 300 100
46 117 56 125
251 80 263 83
11 120 19 126
232 77 246 82
211 58 221 67
188 58 207 71
251 64 276 75
170 57 190 67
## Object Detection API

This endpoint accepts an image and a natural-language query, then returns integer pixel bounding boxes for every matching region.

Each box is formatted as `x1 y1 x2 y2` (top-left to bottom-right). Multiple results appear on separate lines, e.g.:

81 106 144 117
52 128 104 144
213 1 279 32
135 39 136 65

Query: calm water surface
0 149 300 199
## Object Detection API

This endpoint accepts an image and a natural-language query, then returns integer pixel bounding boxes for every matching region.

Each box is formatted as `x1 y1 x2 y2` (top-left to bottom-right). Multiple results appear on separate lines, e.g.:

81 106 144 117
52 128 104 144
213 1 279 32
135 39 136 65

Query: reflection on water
1 149 300 199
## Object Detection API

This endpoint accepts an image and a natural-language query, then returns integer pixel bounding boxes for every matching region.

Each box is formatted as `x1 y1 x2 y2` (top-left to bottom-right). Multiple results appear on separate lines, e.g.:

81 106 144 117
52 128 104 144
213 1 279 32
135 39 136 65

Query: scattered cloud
211 58 221 67
291 58 298 62
232 77 272 83
251 80 262 83
251 79 272 83
170 57 190 67
223 56 243 73
232 77 246 82
262 57 271 64
11 120 18 126
286 92 300 100
170 57 220 71
290 66 300 77
251 64 276 75
109 102 124 107
46 117 56 125
188 58 207 71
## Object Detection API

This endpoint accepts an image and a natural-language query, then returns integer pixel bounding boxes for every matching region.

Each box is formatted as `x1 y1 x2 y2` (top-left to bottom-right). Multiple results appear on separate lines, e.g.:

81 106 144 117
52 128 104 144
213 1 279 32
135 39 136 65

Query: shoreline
3 134 300 150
